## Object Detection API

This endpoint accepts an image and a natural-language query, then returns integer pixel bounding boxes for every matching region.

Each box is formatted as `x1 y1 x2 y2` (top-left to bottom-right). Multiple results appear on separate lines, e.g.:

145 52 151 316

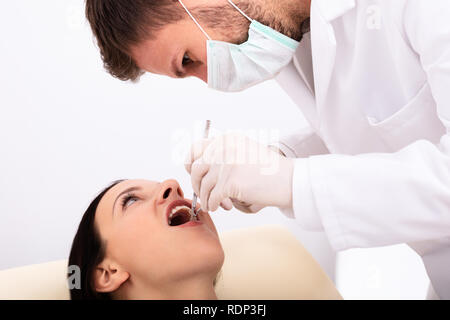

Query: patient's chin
180 239 224 278
199 239 225 273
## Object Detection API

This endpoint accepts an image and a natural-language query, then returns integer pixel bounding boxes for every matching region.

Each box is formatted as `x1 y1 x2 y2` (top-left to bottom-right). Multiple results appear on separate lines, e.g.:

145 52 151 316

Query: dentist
85 0 450 299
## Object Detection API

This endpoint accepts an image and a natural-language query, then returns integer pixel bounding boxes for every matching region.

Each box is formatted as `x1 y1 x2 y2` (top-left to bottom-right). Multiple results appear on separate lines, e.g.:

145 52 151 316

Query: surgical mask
178 0 300 92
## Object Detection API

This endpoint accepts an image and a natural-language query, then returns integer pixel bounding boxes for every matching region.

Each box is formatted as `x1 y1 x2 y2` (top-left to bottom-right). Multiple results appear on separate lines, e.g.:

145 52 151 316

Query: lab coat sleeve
273 126 330 159
271 126 330 219
292 0 450 251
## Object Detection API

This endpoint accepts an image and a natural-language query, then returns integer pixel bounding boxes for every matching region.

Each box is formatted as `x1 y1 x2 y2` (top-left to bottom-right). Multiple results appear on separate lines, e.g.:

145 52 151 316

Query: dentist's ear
94 260 130 293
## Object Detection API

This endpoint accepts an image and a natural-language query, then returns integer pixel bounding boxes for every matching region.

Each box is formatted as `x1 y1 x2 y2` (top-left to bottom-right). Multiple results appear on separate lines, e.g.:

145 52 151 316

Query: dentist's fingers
209 188 226 212
232 200 263 214
199 168 219 212
220 198 233 211
190 159 210 195
185 139 212 174
208 165 231 212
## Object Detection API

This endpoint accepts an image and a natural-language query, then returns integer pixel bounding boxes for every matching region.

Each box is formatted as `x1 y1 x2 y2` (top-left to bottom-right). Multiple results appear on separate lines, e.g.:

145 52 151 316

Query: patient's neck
116 274 218 300
164 277 218 300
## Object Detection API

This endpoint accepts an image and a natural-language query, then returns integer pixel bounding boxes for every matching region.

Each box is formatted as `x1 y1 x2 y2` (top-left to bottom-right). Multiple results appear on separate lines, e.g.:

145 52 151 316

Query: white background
0 0 431 299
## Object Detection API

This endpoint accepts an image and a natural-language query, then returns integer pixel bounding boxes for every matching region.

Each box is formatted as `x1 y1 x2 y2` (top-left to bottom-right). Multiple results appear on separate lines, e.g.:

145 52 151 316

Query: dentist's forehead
129 34 175 76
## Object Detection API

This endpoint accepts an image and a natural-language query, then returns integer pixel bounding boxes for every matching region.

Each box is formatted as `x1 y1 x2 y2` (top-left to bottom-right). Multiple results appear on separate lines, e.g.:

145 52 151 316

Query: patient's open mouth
166 200 197 227
169 206 193 226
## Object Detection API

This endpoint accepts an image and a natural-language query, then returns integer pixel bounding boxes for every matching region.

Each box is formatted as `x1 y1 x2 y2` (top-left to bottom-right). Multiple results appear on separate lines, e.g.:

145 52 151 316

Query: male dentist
85 0 450 299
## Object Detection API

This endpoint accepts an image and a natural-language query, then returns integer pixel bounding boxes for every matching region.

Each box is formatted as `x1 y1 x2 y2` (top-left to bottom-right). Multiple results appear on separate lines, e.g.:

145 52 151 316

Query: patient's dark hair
68 180 124 300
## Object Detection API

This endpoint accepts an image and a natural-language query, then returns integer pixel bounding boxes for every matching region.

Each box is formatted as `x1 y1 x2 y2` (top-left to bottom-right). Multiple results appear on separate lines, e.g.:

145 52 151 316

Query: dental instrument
191 120 211 219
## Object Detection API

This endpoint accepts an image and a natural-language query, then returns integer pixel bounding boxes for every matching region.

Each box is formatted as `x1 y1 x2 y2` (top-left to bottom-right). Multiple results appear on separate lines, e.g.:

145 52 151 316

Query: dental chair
0 225 342 300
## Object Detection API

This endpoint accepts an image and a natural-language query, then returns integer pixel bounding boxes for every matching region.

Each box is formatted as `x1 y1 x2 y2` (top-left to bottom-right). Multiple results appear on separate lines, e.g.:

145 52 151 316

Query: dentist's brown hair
85 0 185 81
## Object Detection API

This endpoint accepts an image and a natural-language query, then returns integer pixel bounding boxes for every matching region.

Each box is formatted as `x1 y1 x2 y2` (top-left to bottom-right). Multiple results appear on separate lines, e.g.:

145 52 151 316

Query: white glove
185 133 294 213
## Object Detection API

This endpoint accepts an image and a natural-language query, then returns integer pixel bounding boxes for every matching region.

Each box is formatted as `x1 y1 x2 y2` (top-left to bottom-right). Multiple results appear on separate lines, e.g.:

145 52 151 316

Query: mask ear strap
227 0 253 22
178 0 212 40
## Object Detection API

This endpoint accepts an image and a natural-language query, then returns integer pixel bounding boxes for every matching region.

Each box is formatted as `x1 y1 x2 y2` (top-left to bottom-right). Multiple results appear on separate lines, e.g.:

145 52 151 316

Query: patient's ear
94 259 129 293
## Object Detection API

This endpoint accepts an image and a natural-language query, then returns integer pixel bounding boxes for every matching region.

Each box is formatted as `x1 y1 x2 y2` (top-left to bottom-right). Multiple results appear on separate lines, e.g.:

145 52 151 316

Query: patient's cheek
107 220 155 263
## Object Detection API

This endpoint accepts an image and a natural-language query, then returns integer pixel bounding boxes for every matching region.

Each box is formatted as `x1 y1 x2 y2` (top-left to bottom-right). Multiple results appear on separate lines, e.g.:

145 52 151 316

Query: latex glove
185 134 294 213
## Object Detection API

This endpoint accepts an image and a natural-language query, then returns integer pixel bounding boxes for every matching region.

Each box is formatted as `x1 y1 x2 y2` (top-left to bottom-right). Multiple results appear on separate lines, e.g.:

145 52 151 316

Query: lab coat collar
309 0 356 123
313 0 356 22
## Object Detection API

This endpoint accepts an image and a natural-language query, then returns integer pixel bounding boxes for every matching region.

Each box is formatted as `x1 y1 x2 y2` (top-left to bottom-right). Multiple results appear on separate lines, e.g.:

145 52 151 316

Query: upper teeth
169 205 193 219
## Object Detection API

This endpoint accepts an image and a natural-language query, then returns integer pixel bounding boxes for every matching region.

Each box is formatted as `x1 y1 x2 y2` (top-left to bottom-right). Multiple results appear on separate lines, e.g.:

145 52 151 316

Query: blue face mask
178 0 300 92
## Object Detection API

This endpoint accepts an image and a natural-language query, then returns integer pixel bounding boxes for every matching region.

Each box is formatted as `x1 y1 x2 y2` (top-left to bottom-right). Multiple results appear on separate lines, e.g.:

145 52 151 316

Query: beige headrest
216 225 341 299
0 225 341 300
0 260 70 300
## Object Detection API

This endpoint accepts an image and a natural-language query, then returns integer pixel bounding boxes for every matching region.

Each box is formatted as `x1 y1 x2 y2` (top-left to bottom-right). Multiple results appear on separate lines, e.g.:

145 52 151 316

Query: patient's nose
157 179 184 204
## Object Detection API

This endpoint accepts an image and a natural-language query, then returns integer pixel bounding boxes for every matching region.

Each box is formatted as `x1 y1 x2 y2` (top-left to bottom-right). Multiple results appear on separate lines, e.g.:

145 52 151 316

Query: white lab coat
275 0 450 299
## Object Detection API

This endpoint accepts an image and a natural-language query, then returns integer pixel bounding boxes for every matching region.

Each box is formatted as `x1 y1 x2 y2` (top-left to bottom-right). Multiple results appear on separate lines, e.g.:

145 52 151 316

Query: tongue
170 211 191 226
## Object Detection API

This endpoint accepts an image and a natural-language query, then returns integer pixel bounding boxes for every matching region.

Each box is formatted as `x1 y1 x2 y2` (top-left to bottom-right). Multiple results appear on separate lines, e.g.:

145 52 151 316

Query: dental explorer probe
191 120 211 220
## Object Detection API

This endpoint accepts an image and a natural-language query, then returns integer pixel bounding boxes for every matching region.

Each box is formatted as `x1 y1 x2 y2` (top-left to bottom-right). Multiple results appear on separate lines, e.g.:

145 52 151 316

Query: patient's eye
121 194 139 209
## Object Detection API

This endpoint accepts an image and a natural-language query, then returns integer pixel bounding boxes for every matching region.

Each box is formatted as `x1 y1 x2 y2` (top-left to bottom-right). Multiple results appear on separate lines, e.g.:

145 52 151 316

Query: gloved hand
185 133 294 213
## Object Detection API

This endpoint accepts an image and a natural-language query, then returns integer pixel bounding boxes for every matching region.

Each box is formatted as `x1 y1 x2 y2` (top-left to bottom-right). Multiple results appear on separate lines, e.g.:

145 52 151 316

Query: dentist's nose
156 179 184 204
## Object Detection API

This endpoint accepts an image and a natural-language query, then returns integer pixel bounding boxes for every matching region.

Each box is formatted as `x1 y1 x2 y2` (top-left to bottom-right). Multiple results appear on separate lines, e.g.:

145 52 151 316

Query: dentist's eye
121 194 139 208
182 53 193 67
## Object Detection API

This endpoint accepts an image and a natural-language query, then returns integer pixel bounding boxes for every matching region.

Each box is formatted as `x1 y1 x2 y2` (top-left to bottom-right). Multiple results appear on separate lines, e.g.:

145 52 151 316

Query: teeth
169 205 194 219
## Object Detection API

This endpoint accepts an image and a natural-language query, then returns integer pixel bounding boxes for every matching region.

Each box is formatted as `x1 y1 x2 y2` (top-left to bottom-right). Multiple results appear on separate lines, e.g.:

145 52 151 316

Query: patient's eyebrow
112 186 142 217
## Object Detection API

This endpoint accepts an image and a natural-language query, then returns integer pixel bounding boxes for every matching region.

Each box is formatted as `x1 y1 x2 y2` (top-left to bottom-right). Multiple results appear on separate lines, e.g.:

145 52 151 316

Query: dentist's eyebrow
112 186 142 217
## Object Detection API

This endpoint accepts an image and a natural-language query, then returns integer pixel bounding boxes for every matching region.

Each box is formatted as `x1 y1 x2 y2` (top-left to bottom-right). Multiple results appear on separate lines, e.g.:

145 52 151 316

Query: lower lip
177 220 203 228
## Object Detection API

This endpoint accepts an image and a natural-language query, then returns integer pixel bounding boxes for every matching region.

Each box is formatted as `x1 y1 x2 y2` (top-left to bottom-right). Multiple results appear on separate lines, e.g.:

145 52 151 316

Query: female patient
69 179 223 300
69 179 341 300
